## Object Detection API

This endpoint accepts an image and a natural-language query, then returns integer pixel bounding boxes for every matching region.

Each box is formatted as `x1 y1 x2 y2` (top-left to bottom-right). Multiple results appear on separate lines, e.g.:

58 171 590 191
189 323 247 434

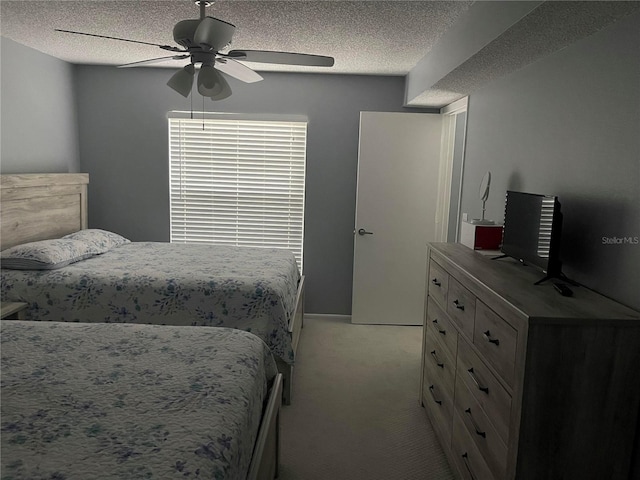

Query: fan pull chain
202 95 205 130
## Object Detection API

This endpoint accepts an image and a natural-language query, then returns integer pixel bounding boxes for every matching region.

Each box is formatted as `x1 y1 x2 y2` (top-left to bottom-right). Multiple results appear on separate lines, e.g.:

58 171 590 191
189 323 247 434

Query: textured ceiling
2 1 639 107
0 0 473 75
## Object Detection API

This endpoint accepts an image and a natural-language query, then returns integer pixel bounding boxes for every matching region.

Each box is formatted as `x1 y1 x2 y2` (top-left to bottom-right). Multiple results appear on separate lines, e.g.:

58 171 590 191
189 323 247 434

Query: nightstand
1 302 28 320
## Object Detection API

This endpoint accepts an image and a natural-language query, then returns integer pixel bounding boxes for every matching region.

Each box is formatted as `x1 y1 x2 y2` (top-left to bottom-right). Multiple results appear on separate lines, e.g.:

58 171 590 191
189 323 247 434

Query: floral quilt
0 320 278 480
1 242 300 364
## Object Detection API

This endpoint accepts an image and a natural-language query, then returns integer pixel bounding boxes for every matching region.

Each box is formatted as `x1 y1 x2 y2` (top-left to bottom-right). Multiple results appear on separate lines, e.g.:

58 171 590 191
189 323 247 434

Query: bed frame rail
276 275 305 405
247 373 282 480
290 275 305 355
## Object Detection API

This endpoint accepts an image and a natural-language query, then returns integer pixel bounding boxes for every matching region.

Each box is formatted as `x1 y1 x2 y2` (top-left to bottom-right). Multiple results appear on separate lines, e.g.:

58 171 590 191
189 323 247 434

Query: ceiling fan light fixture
210 72 232 101
197 64 224 97
167 64 195 97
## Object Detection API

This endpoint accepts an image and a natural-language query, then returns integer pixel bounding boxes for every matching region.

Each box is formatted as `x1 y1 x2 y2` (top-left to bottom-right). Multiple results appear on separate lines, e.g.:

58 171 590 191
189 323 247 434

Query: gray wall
74 66 431 315
0 37 79 173
460 11 640 310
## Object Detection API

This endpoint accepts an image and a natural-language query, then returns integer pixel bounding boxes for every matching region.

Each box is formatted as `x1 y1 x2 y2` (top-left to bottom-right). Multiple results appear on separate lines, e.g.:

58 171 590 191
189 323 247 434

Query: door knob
357 228 374 236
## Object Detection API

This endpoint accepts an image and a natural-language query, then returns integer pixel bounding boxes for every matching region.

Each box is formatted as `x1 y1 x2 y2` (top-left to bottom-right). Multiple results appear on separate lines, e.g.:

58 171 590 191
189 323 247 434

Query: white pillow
63 229 130 254
1 239 96 270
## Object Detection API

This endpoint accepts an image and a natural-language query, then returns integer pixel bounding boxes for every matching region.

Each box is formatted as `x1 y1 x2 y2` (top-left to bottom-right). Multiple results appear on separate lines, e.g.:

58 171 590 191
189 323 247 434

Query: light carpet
277 316 455 480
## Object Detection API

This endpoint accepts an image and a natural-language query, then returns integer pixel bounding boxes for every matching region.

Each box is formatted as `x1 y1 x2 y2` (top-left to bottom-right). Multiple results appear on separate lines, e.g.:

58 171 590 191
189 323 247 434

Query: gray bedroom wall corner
0 37 79 174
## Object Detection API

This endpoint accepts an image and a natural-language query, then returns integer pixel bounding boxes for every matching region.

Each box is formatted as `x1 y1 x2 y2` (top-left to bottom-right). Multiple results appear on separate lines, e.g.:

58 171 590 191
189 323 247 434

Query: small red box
460 222 503 250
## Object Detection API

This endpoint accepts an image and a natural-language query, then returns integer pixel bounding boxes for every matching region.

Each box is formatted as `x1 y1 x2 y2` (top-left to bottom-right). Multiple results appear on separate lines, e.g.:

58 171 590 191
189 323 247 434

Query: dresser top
429 243 640 325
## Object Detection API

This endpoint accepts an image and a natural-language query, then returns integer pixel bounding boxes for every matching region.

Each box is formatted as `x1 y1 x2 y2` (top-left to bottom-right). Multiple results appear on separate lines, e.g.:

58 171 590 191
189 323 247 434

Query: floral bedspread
0 242 300 364
0 320 278 480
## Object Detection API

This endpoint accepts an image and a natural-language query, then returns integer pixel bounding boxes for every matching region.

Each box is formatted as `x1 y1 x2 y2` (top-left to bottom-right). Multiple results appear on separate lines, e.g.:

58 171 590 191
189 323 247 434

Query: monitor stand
491 255 579 286
534 271 579 286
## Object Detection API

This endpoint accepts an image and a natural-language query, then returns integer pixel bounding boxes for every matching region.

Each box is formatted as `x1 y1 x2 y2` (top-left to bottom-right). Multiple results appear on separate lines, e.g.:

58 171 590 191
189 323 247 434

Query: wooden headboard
0 174 89 250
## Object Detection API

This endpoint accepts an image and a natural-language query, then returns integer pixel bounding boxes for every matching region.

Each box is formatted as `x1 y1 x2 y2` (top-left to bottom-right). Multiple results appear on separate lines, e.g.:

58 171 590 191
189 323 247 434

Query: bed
0 173 304 404
0 320 282 480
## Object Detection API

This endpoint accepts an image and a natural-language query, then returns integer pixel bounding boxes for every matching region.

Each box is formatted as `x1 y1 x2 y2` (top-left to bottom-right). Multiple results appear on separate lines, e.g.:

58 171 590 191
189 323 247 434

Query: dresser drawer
452 411 497 480
457 339 512 445
447 277 476 340
424 325 457 396
423 322 456 447
426 298 458 359
428 259 449 309
455 372 508 479
422 371 454 448
474 301 517 388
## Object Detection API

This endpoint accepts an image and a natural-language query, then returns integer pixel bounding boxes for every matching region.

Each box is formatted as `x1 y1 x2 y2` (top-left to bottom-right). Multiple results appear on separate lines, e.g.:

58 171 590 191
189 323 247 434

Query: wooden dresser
420 242 640 480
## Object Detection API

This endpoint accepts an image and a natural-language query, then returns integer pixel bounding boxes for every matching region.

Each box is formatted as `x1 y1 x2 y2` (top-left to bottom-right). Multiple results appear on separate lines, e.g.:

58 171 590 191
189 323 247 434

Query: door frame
434 97 469 242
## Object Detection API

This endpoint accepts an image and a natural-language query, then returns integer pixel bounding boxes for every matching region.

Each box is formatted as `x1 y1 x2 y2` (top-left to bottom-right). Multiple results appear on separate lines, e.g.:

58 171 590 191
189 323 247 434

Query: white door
352 112 443 325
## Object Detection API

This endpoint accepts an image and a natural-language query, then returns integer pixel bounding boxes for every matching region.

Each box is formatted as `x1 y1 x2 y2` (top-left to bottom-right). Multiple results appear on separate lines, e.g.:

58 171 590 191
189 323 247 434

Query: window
169 113 307 270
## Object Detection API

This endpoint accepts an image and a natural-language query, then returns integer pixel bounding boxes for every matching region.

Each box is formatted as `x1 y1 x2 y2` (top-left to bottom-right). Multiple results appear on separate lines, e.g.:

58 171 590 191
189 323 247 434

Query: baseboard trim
304 313 352 322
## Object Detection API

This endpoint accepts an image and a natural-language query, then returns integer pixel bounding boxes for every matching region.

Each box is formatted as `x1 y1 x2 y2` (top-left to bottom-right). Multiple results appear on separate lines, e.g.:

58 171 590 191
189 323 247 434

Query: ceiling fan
55 0 335 100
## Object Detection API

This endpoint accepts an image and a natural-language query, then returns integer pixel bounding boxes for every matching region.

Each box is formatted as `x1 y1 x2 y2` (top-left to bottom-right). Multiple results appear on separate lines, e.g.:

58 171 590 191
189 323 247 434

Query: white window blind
169 115 307 271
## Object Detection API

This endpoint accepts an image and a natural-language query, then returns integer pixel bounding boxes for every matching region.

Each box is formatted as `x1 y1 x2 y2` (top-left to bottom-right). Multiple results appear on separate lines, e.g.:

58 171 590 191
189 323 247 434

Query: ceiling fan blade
54 29 185 53
215 58 263 84
227 50 334 67
194 17 236 52
118 55 190 68
167 64 196 98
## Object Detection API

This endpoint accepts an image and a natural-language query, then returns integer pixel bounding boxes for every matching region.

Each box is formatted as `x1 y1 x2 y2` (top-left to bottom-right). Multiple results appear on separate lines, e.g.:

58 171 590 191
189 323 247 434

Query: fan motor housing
191 51 216 66
173 19 200 48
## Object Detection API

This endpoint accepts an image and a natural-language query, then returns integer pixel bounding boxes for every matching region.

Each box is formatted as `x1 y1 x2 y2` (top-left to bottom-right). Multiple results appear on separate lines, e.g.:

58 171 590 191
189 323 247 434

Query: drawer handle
431 278 442 287
482 330 500 346
453 299 465 311
432 319 446 336
462 453 478 480
464 408 487 438
467 367 489 394
430 350 445 368
428 385 442 405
